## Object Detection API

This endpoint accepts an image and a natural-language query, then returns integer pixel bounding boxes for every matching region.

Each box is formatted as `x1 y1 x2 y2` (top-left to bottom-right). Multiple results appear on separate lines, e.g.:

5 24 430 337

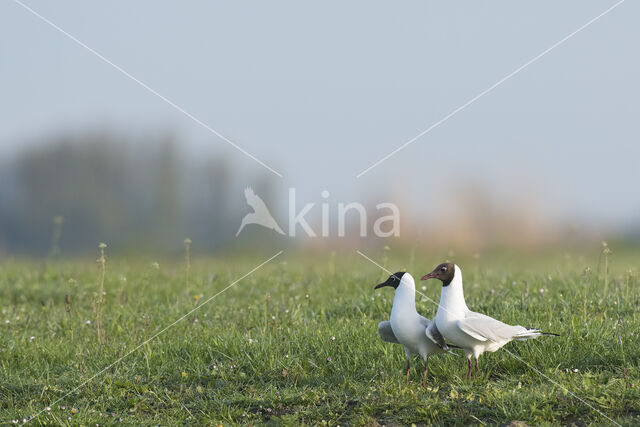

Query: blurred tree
0 131 282 255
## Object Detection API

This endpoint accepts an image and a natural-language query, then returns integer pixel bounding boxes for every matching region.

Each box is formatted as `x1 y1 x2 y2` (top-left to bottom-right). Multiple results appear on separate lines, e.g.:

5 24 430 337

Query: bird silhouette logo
236 187 285 236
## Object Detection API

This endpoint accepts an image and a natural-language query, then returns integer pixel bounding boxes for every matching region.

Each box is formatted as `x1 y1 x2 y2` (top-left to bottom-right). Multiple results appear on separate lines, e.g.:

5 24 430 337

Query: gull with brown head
422 263 558 380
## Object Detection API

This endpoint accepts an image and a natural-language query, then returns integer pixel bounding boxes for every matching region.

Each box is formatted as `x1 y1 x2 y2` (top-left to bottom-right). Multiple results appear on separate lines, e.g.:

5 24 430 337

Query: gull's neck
436 265 468 320
391 275 417 317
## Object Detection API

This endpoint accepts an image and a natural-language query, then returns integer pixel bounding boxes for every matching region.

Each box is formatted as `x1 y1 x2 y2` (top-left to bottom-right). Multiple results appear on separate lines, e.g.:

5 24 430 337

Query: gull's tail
514 328 560 341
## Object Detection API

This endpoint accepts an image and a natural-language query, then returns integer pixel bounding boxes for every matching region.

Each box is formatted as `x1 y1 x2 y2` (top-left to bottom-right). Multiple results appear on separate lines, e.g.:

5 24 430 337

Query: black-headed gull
375 272 455 385
422 263 558 380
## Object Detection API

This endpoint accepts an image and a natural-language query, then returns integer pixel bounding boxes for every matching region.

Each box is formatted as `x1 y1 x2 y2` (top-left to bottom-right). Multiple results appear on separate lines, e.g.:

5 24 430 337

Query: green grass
1 247 639 425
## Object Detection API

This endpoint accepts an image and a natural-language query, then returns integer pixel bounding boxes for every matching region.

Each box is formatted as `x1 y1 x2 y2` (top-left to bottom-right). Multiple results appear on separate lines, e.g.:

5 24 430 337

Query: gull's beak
374 282 389 289
421 272 437 281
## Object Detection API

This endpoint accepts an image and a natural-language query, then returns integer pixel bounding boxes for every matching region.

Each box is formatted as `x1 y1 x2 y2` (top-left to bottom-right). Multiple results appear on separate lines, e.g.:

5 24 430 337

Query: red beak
421 272 436 280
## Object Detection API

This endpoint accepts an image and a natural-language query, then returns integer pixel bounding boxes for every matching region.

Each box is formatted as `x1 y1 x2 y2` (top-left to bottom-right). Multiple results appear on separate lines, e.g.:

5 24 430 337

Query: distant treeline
0 132 278 256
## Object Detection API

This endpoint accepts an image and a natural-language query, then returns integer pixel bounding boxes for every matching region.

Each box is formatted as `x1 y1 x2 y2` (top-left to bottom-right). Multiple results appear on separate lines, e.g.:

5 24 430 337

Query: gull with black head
422 263 558 380
375 272 456 385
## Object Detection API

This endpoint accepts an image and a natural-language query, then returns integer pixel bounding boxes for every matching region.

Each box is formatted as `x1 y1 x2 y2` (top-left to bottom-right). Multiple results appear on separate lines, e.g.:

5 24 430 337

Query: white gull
422 263 557 379
375 272 456 385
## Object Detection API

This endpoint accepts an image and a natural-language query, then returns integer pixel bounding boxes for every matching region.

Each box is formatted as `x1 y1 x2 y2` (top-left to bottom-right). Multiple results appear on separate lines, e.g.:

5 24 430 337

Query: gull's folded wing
457 318 489 341
458 312 529 343
377 321 400 344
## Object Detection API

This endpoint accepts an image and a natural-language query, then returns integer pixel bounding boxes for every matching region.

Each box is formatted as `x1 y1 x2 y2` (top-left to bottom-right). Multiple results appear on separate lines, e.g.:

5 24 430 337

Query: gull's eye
440 266 447 272
391 276 397 280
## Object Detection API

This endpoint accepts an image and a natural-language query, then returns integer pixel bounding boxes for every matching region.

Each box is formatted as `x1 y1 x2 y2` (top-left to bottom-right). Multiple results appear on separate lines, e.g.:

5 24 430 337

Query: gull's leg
466 357 473 380
405 359 411 385
421 357 429 387
475 358 479 374
404 348 412 385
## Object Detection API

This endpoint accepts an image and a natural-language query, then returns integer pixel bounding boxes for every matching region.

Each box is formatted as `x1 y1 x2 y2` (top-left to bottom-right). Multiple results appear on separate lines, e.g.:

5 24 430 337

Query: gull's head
421 262 457 286
374 272 414 291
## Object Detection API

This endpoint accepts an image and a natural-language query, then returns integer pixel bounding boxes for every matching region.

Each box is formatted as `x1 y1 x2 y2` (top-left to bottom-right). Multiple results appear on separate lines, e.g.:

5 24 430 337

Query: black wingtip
526 327 561 337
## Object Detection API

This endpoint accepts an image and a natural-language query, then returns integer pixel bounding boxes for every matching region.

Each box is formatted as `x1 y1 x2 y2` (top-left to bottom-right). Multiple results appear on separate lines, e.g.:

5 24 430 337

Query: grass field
1 246 639 425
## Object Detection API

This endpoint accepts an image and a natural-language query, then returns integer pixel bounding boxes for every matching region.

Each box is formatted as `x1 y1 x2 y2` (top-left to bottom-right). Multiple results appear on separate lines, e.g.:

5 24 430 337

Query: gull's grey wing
417 315 454 353
377 321 400 344
425 321 450 350
458 312 529 343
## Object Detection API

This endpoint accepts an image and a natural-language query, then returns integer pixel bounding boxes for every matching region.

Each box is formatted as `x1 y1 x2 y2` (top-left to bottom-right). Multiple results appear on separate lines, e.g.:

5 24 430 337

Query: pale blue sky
1 1 639 228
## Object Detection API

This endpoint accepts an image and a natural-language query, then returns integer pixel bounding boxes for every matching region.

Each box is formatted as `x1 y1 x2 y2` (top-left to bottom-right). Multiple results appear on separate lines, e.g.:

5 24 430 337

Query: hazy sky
1 1 639 227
